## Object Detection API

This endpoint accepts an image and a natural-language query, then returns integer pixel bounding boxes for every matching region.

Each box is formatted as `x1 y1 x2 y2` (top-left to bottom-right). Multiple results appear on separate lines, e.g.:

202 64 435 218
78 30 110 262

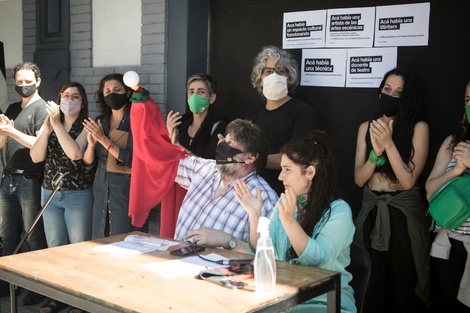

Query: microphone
52 172 66 187
216 259 253 266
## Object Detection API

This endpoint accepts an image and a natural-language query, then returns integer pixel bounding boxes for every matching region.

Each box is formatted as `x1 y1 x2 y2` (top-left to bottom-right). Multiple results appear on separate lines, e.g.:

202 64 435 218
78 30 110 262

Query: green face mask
188 93 210 114
465 105 470 124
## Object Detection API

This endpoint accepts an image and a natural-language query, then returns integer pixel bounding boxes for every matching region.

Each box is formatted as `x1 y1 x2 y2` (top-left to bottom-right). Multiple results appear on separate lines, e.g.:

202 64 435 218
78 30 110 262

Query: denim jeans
42 188 93 247
0 174 47 256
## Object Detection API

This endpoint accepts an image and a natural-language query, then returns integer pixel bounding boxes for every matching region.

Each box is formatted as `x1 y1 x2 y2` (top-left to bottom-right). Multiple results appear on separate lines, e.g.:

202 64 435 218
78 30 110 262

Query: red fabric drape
159 182 187 238
129 87 186 228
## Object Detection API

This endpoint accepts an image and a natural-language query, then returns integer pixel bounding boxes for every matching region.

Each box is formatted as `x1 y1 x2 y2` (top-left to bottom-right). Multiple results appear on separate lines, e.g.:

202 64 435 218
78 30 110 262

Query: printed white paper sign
283 10 327 49
326 7 376 48
301 49 347 87
374 2 430 47
346 47 397 88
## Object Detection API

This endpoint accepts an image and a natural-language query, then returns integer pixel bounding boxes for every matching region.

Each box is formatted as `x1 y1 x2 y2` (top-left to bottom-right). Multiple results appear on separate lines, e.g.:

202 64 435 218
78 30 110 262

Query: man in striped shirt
173 119 278 252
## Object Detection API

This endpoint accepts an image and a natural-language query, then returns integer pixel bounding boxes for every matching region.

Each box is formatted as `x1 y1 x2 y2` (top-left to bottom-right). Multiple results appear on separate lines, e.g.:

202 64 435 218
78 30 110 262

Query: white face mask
60 99 82 116
262 73 288 100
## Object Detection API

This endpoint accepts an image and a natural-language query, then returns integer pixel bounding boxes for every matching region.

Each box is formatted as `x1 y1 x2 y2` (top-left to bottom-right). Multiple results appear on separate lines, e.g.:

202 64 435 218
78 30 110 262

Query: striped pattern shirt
174 156 278 241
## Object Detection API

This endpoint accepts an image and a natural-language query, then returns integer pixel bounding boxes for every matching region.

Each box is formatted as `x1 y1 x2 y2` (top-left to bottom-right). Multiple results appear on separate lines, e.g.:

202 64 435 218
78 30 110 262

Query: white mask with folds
262 73 288 100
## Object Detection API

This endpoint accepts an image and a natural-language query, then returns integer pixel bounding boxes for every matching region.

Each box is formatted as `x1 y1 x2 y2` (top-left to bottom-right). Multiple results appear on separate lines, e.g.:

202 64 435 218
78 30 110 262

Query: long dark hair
282 130 341 261
378 68 422 184
449 80 470 152
95 73 132 117
56 82 88 124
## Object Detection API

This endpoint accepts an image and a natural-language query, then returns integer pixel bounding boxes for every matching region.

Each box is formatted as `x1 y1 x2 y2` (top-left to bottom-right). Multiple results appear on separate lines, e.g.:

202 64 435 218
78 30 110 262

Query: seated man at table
174 119 278 251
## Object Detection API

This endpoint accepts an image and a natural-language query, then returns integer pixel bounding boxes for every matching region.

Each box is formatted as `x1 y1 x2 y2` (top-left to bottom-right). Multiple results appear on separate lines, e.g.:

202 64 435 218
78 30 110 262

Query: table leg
326 275 341 313
9 283 17 313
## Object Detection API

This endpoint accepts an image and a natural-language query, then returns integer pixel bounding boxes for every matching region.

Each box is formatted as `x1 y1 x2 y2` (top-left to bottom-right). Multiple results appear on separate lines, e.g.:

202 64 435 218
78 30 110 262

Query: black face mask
379 92 401 117
215 140 245 164
15 84 37 98
104 93 129 110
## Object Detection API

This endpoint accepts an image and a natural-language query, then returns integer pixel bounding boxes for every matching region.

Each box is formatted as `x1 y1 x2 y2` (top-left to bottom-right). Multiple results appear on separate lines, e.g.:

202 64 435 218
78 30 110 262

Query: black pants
430 237 470 312
362 202 428 313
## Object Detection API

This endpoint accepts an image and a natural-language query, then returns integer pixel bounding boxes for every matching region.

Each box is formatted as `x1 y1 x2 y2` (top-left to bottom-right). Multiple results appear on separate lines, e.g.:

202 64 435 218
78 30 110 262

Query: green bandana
297 194 308 209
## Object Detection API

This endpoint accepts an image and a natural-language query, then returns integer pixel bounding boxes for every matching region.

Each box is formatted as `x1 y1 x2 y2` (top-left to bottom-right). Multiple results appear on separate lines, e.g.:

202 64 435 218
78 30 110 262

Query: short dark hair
95 73 133 117
225 119 269 173
13 61 41 81
186 73 218 95
56 82 89 124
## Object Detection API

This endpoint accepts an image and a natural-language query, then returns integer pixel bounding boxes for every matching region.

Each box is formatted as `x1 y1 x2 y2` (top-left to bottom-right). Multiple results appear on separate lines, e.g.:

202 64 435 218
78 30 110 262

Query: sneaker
23 290 44 305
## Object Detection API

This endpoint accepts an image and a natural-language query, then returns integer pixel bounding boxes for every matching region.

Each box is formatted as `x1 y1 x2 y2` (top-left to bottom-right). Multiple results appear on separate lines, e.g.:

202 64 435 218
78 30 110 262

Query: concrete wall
1 0 168 117
0 0 22 69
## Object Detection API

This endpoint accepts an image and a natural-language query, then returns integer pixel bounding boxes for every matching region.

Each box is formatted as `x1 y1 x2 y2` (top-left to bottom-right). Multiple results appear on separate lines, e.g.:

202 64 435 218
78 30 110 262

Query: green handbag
428 175 470 230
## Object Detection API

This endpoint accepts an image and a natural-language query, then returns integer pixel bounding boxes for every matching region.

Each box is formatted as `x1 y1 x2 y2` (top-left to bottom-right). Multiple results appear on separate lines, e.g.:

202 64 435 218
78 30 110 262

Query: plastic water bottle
254 216 276 293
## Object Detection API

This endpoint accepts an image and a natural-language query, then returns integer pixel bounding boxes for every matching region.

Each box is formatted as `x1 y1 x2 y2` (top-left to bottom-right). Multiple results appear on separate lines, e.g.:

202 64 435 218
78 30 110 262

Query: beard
217 164 238 177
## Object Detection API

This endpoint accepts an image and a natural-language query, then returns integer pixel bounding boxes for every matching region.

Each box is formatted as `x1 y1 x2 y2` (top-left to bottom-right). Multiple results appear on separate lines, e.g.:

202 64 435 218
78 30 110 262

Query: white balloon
123 71 139 87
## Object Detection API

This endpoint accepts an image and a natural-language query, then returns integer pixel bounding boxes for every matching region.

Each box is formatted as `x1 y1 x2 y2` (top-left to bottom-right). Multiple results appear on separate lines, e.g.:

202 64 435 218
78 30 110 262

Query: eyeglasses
261 67 288 76
61 92 82 102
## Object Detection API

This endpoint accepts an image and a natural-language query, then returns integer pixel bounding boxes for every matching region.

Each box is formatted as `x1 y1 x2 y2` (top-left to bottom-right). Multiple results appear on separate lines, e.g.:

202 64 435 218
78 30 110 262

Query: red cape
160 182 187 238
129 87 186 228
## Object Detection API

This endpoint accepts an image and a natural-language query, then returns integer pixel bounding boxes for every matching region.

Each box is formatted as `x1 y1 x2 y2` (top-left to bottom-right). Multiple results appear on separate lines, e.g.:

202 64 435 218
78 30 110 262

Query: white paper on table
123 235 180 249
142 253 229 279
93 235 179 257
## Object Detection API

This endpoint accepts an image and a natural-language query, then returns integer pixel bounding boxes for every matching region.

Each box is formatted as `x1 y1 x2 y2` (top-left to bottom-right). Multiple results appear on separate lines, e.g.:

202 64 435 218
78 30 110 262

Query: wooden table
0 233 340 313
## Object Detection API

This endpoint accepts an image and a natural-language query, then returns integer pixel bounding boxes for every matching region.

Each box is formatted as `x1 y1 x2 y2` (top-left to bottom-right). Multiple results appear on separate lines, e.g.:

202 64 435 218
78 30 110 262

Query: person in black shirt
166 73 226 159
246 46 317 195
0 61 47 305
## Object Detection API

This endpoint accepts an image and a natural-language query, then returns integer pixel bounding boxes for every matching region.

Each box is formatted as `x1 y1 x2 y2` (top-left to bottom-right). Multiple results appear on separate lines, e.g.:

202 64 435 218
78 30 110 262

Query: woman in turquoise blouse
234 130 356 313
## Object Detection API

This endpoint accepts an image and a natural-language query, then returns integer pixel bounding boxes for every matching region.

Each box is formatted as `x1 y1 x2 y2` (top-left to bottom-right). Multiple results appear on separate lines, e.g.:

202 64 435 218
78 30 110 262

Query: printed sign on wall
346 47 397 88
374 3 430 47
301 49 347 87
325 7 376 48
282 10 327 49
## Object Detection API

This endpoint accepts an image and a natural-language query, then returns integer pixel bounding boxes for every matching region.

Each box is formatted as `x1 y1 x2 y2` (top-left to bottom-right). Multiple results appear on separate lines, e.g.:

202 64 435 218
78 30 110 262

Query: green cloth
354 185 431 305
129 88 150 103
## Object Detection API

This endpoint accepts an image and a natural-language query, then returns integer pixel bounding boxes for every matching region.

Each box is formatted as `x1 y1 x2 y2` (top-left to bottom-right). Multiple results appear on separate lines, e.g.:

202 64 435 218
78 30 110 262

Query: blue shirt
269 199 357 313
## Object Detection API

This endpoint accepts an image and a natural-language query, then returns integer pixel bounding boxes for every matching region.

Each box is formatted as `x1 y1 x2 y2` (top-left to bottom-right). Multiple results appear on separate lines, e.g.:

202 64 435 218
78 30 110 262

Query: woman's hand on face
166 110 182 141
82 118 105 142
234 179 262 217
46 101 61 128
453 140 470 169
277 188 297 222
370 119 394 150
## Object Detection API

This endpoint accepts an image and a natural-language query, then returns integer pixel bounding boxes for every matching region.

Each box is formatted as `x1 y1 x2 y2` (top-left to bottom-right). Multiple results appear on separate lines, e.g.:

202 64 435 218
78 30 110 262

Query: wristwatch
228 236 237 250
